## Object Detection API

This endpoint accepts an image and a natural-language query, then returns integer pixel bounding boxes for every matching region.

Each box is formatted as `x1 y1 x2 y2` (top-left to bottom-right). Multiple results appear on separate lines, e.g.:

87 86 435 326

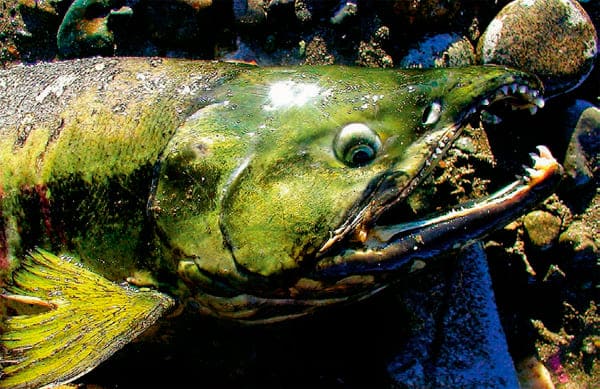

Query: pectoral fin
0 250 174 388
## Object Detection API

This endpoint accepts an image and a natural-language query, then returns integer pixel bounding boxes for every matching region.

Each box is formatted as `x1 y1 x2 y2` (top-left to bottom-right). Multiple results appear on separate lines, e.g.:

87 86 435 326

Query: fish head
151 65 560 322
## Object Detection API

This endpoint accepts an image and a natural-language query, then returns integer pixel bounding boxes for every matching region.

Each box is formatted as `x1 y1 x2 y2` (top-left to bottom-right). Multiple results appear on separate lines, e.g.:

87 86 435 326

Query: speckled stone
303 36 334 65
523 210 562 248
558 220 598 263
357 26 394 68
559 100 600 188
374 0 463 28
233 0 266 25
478 0 598 97
400 33 475 68
516 356 555 389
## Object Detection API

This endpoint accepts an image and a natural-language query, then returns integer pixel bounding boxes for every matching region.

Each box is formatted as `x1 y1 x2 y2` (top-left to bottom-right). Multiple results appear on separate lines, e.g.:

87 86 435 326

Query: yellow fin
0 249 174 388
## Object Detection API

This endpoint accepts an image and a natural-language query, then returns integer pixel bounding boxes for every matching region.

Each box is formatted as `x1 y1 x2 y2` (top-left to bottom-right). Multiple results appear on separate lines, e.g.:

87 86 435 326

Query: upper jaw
315 78 558 277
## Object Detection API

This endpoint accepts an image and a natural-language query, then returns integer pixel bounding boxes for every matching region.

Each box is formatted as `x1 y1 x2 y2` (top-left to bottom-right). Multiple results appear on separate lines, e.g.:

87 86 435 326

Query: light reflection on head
263 81 321 111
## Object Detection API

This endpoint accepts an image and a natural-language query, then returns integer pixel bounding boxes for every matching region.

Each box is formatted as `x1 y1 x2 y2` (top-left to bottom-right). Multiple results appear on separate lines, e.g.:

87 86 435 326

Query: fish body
0 57 561 387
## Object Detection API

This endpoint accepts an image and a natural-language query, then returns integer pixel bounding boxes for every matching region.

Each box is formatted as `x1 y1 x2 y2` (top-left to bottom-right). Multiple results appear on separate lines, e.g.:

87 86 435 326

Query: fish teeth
529 151 542 165
534 97 545 108
481 110 503 124
518 85 528 94
532 145 556 171
523 145 557 180
480 98 490 106
423 100 442 125
536 145 552 159
529 106 538 115
525 166 539 177
500 85 509 95
510 83 518 93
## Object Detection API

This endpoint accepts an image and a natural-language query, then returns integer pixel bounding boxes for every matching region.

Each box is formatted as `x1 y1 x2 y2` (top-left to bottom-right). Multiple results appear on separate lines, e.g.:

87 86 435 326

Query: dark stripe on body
0 188 8 270
35 184 66 245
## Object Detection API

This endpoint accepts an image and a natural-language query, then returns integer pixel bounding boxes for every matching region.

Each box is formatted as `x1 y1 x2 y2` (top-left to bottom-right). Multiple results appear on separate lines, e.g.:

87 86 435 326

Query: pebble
233 0 267 25
330 0 357 25
522 210 562 249
558 100 600 188
57 0 133 58
400 33 475 68
303 36 334 65
357 26 394 68
478 0 598 98
294 0 312 23
388 243 519 387
516 355 555 389
558 220 598 264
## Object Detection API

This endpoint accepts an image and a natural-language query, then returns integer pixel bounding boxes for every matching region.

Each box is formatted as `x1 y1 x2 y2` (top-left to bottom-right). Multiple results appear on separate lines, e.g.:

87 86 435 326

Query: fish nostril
422 100 442 125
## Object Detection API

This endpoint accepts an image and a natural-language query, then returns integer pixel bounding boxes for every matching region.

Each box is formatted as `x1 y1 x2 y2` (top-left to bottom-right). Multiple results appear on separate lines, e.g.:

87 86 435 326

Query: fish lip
317 77 547 259
314 145 563 277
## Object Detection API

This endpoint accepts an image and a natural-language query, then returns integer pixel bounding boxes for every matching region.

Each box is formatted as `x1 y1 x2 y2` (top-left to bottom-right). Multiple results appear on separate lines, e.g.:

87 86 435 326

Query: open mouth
315 80 562 277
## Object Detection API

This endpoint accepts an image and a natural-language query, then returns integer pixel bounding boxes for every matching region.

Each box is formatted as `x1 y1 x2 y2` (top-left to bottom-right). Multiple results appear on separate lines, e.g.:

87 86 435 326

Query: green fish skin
0 57 561 387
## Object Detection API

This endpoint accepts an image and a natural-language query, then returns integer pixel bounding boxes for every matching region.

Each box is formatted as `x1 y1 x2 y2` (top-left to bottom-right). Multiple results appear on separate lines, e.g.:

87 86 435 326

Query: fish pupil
348 144 375 167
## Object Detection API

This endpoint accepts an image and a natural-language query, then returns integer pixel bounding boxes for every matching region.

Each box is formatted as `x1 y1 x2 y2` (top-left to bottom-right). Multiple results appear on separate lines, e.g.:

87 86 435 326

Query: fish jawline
314 145 562 277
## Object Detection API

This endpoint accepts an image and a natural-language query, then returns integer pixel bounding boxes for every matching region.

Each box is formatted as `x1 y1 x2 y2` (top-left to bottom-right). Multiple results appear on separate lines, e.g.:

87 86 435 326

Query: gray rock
478 0 598 98
233 0 266 25
559 100 600 188
559 219 599 271
330 0 357 25
388 242 519 388
523 210 562 249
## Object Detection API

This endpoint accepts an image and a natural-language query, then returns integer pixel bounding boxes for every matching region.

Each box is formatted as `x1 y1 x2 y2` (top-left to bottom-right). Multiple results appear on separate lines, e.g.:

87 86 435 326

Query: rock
388 242 519 387
516 356 555 389
330 0 357 25
400 33 475 68
373 0 465 30
357 26 394 68
523 210 562 249
135 0 220 57
559 100 600 188
559 221 597 252
303 36 334 65
478 0 598 98
294 0 312 24
558 220 598 268
57 0 223 58
233 0 266 26
57 0 133 58
14 0 68 62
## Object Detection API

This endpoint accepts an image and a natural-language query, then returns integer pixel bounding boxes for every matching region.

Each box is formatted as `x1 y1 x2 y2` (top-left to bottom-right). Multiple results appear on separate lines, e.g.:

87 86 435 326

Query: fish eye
422 100 442 125
334 123 382 167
